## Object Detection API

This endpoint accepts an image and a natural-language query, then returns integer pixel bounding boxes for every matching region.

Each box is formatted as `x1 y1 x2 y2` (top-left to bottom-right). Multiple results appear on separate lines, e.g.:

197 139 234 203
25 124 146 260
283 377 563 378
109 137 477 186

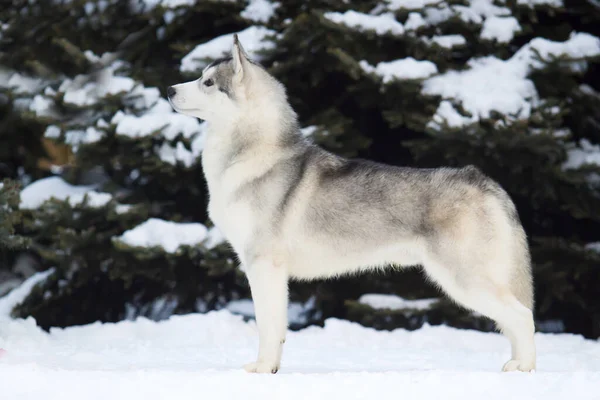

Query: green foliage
1 0 600 339
0 180 30 251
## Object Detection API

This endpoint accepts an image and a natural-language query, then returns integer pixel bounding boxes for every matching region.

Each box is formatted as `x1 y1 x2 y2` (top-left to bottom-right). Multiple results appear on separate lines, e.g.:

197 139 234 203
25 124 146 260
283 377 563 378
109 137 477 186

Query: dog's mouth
168 98 200 114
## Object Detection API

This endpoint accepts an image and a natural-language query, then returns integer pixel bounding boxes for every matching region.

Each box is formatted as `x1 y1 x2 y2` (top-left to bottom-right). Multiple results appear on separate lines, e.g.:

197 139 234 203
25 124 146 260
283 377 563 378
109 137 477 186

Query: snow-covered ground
1 274 599 399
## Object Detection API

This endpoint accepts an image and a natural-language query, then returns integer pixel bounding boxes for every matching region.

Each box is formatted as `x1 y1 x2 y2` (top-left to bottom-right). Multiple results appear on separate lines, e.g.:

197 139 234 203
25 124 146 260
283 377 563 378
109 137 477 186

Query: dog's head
168 35 284 124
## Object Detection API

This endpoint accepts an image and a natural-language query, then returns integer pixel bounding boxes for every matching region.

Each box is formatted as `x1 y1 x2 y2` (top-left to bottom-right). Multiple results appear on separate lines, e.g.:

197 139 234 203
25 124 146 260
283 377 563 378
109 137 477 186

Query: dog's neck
201 100 301 193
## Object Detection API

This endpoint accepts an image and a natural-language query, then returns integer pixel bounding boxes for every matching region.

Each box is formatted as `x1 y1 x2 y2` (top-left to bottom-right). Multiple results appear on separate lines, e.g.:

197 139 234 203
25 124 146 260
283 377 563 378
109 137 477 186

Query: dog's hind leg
243 257 289 374
423 255 536 372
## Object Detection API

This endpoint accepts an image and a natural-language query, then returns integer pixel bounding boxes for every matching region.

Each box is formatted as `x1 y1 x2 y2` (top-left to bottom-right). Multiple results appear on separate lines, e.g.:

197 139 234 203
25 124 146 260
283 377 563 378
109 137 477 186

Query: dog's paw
502 359 535 372
244 361 279 374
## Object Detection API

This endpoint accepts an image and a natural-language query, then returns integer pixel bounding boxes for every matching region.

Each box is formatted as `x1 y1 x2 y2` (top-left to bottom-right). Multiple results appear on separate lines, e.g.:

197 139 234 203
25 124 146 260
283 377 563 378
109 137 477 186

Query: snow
516 32 600 70
44 125 61 139
454 0 511 22
480 16 521 43
420 0 511 26
115 204 133 214
29 94 54 116
181 26 277 73
226 299 255 316
20 176 112 209
585 242 600 252
1 303 600 399
60 68 135 107
517 0 563 7
131 0 204 11
127 85 161 110
324 11 404 36
114 98 203 140
404 12 426 31
429 100 477 129
301 125 318 137
115 218 210 252
205 226 226 248
386 0 441 10
6 73 43 94
423 33 600 128
562 139 600 170
241 0 279 23
429 35 467 48
0 270 54 318
63 127 105 151
359 293 439 311
226 297 314 326
424 56 536 127
360 58 438 82
157 142 196 167
156 121 207 167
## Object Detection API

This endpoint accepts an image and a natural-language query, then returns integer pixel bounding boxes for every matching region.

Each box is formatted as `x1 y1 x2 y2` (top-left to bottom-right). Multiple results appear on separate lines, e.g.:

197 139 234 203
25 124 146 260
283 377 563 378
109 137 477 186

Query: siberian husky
168 35 536 373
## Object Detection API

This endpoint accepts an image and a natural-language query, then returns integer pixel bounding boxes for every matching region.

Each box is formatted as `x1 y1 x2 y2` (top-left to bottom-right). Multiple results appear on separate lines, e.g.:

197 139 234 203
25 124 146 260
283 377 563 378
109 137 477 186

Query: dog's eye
204 79 214 87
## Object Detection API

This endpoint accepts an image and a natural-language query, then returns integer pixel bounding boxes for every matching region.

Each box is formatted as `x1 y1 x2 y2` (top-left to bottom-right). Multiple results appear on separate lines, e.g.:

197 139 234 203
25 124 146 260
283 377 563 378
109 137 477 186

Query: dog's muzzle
167 86 176 98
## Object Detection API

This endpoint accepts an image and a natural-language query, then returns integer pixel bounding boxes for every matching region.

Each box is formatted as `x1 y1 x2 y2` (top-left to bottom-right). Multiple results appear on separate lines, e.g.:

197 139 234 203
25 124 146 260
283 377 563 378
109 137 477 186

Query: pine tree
1 0 599 338
0 179 31 296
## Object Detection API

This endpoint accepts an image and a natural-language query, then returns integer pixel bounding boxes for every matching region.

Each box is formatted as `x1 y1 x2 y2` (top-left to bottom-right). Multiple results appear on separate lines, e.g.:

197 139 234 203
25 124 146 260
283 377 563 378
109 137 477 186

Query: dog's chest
208 193 254 257
202 149 258 257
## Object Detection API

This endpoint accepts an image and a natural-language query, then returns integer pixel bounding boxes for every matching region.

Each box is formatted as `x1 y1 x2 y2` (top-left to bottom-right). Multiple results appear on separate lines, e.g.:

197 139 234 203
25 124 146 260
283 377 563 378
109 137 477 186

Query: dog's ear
232 34 250 81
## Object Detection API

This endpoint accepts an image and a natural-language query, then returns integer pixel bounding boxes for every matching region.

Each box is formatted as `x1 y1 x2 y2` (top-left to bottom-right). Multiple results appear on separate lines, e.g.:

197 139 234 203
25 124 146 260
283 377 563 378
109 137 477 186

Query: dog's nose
167 86 176 98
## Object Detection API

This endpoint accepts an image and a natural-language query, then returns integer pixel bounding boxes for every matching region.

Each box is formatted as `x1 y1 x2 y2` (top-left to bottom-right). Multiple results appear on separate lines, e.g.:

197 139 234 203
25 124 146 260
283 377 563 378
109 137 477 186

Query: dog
168 35 536 374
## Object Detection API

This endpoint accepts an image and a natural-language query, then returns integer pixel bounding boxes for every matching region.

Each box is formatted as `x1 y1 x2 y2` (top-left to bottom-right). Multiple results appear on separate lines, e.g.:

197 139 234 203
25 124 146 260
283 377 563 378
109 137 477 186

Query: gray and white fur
168 35 536 374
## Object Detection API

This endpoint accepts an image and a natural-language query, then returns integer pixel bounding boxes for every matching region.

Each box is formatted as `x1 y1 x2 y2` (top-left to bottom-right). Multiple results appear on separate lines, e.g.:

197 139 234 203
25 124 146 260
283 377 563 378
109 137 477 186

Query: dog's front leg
243 258 288 374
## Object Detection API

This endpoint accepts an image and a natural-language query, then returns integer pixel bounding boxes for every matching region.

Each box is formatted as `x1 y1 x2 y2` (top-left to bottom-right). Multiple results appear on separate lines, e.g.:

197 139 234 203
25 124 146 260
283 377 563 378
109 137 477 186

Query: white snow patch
429 35 467 48
131 0 203 11
20 177 112 209
0 309 600 399
360 58 438 82
64 127 105 150
115 204 133 214
115 98 202 140
156 121 207 166
225 299 255 316
157 142 195 167
359 294 439 311
454 0 511 23
386 0 441 11
116 218 208 252
82 126 104 143
44 125 61 139
6 73 43 94
60 68 135 107
301 126 318 137
424 33 600 128
324 11 404 36
562 139 600 170
421 0 511 26
241 0 279 23
0 270 54 318
480 16 521 43
404 12 426 31
429 100 477 129
180 26 277 73
517 0 563 7
585 242 600 253
29 95 54 116
205 226 226 249
226 298 313 325
128 86 161 110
